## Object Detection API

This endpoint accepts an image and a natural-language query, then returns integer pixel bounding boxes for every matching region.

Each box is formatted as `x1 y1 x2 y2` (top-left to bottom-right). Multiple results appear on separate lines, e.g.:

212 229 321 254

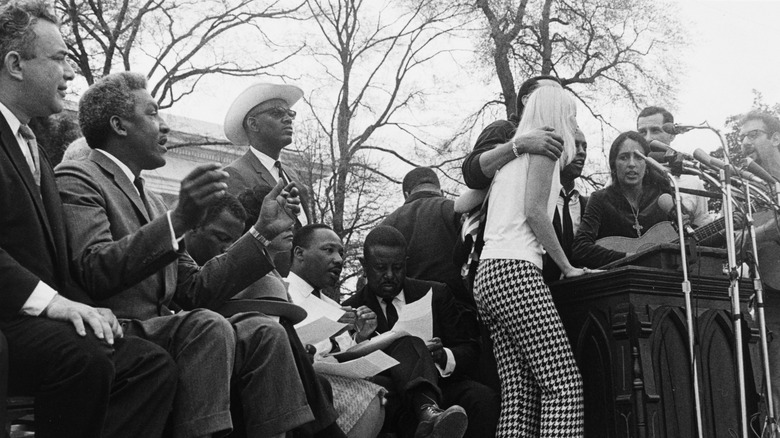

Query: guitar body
596 222 679 254
595 210 780 290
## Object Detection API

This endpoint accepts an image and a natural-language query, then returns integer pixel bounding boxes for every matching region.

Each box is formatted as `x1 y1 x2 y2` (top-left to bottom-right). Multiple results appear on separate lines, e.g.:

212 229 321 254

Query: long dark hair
608 131 668 190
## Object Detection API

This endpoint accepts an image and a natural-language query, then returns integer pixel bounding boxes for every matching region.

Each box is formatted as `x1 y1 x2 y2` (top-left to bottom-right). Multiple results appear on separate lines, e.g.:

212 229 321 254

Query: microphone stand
643 154 704 438
741 180 778 437
670 174 706 438
706 122 750 438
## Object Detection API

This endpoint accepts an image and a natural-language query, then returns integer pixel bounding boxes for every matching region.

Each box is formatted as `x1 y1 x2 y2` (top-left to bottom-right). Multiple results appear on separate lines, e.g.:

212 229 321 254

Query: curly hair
0 0 58 65
79 71 148 149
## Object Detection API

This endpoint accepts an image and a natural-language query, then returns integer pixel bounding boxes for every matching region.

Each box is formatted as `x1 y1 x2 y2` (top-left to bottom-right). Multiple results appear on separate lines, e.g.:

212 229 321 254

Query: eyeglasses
739 129 768 142
252 107 296 120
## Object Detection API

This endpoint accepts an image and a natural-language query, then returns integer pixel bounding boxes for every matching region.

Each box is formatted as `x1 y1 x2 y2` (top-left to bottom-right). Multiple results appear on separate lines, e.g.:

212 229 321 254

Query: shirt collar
560 187 580 200
94 149 137 188
286 271 315 299
0 101 23 138
249 147 280 178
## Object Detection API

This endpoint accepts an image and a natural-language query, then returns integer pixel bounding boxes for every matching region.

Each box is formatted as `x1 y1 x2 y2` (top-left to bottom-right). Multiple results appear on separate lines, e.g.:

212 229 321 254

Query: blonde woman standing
473 85 590 437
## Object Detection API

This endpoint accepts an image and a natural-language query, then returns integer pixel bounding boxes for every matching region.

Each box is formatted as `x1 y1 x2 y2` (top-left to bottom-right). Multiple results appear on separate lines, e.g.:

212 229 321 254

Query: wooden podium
550 244 762 438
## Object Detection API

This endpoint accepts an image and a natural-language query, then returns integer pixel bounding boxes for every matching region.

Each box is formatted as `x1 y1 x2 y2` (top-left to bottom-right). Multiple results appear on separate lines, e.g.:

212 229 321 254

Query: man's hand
171 163 229 234
351 306 377 343
43 295 123 345
515 127 563 161
426 337 447 368
256 179 301 239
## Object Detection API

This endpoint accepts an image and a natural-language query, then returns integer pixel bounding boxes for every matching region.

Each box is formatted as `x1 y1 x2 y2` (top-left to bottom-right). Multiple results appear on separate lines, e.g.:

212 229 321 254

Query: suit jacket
55 150 276 320
0 113 92 319
224 149 312 222
543 193 589 282
381 192 469 304
343 277 480 379
225 149 311 276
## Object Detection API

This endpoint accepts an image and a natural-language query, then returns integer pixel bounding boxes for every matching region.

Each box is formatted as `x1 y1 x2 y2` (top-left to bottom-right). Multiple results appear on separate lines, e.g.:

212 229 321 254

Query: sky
166 0 780 187
642 0 780 154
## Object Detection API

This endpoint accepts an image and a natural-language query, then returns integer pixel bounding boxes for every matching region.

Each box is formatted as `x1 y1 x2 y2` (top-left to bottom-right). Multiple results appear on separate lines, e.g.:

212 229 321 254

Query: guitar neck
693 217 725 242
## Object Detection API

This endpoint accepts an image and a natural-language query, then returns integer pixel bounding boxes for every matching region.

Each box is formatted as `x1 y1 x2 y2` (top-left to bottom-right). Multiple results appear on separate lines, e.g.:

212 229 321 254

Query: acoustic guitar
596 211 780 289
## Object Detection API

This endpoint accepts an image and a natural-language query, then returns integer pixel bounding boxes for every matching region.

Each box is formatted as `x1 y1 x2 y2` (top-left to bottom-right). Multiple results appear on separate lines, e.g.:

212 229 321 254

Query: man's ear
4 51 23 81
244 115 258 133
292 245 304 261
771 131 780 148
109 115 128 137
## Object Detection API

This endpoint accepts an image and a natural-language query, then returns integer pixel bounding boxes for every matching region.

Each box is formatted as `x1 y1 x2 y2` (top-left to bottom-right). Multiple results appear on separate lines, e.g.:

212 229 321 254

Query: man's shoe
414 404 468 438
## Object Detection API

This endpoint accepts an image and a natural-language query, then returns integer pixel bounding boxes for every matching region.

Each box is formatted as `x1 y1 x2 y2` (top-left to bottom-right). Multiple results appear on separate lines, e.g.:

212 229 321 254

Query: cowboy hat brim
223 83 304 145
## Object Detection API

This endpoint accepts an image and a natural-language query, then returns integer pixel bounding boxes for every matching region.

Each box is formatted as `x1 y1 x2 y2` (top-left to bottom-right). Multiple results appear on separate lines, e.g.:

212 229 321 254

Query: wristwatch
249 226 271 247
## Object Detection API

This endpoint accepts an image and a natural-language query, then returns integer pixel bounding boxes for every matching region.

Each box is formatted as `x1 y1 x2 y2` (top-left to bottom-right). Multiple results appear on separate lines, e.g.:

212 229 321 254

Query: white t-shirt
481 154 561 269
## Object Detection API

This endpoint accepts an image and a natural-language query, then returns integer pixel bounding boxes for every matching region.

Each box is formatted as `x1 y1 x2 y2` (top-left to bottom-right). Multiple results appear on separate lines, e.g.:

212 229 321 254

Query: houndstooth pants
474 259 584 437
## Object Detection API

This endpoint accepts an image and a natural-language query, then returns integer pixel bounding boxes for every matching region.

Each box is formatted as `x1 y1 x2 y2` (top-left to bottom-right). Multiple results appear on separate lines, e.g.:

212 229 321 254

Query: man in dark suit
543 129 589 282
55 72 313 438
0 2 177 437
222 83 310 275
344 226 499 438
381 167 470 305
287 224 472 438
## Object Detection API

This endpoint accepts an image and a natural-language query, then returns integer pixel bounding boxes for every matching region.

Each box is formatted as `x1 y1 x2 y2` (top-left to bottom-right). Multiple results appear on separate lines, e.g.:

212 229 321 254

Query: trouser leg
229 313 313 438
440 379 499 438
103 336 178 438
474 259 584 438
124 309 236 438
3 317 115 438
374 336 441 437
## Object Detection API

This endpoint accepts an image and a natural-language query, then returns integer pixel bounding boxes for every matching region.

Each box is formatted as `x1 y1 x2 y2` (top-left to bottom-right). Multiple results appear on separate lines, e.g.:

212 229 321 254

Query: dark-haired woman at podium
571 131 671 268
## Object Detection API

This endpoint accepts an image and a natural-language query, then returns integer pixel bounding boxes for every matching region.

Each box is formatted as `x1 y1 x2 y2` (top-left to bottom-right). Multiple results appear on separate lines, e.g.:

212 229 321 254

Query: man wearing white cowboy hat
224 82 311 275
224 83 310 222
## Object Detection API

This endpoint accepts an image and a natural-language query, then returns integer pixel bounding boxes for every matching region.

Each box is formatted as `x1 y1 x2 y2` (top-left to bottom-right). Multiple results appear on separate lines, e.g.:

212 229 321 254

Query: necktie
383 297 398 329
561 190 574 258
311 288 321 298
19 124 40 186
274 161 289 184
133 176 149 212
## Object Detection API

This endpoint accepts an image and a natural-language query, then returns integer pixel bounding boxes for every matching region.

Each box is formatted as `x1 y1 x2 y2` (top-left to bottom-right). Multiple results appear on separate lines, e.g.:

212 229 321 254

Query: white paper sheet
314 350 399 378
296 316 348 346
393 288 433 340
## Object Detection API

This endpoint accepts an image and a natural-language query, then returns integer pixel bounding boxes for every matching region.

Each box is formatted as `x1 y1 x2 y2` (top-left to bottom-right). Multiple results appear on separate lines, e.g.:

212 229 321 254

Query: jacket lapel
90 150 151 223
0 118 55 244
244 150 277 188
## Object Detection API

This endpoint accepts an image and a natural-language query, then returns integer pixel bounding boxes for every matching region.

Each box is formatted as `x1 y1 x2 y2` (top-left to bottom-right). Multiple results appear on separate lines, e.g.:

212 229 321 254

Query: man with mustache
345 226 499 438
737 110 780 421
287 224 471 438
223 83 311 276
56 71 314 438
542 129 589 282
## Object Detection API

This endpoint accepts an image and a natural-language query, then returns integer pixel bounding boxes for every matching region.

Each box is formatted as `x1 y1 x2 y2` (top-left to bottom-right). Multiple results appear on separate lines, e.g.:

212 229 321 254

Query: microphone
692 148 764 185
745 158 780 184
657 193 696 236
648 140 693 160
640 153 671 179
662 122 697 135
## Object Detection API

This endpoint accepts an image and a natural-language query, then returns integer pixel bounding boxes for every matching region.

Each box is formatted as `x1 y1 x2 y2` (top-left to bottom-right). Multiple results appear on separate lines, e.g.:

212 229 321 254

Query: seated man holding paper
288 224 476 438
344 226 499 438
